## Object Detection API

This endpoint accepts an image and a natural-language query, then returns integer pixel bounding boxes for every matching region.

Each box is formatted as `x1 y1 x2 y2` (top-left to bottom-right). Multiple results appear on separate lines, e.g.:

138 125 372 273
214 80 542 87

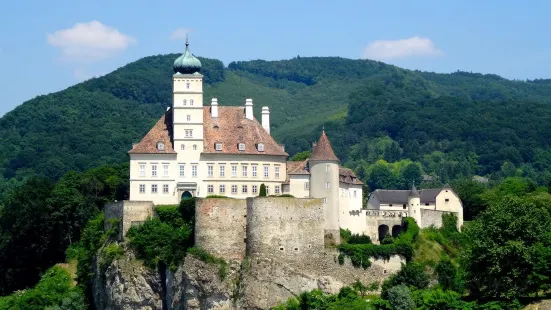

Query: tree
387 285 415 310
259 183 267 197
400 163 423 189
463 195 551 300
290 151 311 161
451 179 487 220
352 279 368 297
435 258 460 292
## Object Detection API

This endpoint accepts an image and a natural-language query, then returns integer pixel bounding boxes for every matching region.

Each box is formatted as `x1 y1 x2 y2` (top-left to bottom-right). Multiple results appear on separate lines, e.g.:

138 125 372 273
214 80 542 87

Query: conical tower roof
310 130 339 161
409 183 420 198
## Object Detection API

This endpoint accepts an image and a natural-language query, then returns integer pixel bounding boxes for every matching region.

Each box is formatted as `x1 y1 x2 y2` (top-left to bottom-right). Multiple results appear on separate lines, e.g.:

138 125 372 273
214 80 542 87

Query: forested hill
2 54 551 193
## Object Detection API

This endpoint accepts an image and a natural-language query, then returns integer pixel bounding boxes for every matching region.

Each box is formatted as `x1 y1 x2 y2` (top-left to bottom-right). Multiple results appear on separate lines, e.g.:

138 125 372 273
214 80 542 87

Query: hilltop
2 54 551 193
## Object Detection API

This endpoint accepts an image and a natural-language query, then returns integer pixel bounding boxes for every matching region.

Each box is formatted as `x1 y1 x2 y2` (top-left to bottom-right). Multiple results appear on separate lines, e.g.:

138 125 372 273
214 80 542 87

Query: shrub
156 205 186 227
381 233 394 245
387 285 415 310
381 262 429 299
99 243 124 270
259 183 267 197
435 258 462 292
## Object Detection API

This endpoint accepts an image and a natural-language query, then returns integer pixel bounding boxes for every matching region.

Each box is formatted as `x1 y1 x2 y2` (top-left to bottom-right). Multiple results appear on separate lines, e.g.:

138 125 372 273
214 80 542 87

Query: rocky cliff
92 248 403 310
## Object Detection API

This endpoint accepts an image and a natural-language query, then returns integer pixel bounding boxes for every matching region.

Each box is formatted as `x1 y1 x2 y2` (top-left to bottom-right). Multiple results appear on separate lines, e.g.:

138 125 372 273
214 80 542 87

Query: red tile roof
339 167 363 185
286 160 310 175
310 130 339 161
203 106 288 156
129 110 176 154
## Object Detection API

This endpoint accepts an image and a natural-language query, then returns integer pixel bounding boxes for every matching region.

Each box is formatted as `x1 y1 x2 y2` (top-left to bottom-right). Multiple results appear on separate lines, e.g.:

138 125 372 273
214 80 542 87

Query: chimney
211 98 218 118
312 142 317 150
245 98 253 120
261 106 270 134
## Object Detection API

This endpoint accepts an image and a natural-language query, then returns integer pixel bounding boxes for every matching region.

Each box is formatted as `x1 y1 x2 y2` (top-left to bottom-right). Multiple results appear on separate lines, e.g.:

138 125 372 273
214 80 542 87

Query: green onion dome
173 38 201 74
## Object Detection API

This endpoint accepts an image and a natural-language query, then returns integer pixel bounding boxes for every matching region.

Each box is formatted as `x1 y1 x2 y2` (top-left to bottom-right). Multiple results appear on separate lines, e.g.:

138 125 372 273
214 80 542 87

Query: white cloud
362 36 442 61
47 21 136 62
170 28 192 40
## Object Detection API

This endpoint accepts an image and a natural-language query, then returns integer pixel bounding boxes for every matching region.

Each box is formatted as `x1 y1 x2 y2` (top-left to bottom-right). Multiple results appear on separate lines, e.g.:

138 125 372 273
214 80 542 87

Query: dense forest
2 54 551 195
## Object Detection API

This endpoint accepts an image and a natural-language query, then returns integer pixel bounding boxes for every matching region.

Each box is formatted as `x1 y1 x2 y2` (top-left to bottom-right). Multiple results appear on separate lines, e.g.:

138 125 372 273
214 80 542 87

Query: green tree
259 183 267 197
290 151 311 161
387 285 415 310
463 195 551 300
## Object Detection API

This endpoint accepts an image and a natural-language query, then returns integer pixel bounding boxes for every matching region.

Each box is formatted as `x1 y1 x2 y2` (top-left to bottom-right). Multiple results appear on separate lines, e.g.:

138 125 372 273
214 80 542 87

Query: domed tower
172 36 204 196
309 130 340 244
408 183 421 226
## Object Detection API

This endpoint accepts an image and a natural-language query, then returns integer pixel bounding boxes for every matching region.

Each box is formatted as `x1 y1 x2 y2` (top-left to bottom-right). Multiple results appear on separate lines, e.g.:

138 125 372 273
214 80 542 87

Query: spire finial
185 34 189 48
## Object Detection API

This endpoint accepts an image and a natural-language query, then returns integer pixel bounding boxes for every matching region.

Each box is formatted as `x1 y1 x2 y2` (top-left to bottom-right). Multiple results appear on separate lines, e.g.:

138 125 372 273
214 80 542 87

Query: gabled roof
339 167 363 185
310 130 339 161
287 160 310 175
129 110 176 154
202 106 288 156
371 188 444 204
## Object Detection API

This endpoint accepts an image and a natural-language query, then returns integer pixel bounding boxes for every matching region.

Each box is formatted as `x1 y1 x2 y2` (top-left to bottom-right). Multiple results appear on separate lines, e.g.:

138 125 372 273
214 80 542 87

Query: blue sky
0 0 550 116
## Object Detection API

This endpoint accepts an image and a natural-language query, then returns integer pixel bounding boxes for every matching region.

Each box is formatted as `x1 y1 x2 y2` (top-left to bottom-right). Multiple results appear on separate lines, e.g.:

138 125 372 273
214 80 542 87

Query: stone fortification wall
420 209 457 229
105 200 154 239
365 210 407 244
194 198 247 262
246 197 324 260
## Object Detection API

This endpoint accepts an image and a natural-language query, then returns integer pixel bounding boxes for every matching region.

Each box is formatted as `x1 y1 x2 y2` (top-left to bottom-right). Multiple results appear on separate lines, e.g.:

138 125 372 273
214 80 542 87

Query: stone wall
194 198 247 262
365 210 406 244
246 197 324 260
420 209 458 229
104 200 155 239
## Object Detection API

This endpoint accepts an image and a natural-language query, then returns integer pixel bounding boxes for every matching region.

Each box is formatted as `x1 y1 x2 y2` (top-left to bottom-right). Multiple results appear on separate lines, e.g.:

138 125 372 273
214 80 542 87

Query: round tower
408 183 421 227
309 130 340 245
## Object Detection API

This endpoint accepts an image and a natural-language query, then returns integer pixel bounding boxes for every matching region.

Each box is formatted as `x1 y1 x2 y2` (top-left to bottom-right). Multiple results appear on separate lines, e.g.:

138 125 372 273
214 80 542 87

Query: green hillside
2 53 551 193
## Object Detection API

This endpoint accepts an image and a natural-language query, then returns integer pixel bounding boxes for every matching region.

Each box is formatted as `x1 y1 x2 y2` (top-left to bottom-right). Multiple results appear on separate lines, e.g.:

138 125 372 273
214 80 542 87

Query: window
185 130 193 138
183 99 187 105
305 182 310 190
425 203 429 206
445 198 450 202
163 164 169 177
181 144 185 150
326 165 330 172
275 166 280 178
207 185 214 194
139 184 145 193
238 143 246 151
151 165 157 177
215 143 222 151
193 144 197 150
232 165 238 177
192 165 198 177
323 197 327 204
151 184 158 194
163 184 169 194
219 184 226 194
263 165 269 178
220 165 225 177
252 165 258 177
207 165 213 177
139 164 145 177
252 185 258 194
389 204 393 207
190 99 194 105
257 143 264 152
186 82 190 89
186 115 191 122
353 190 357 198
157 142 165 151
402 204 407 209
266 185 269 195
179 164 185 177
275 185 280 194
231 185 238 194
325 182 330 189
242 165 248 177
242 185 248 194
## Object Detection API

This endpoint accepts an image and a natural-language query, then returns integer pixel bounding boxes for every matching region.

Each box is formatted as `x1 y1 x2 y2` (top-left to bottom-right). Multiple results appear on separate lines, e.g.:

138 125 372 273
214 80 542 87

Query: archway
181 191 193 200
392 225 402 238
378 225 389 243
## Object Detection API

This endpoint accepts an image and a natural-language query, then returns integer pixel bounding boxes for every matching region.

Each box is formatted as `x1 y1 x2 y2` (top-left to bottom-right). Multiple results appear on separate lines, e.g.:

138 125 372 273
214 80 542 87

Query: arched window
186 82 190 89
186 115 191 121
181 144 185 150
190 99 194 105
183 99 187 105
193 144 197 151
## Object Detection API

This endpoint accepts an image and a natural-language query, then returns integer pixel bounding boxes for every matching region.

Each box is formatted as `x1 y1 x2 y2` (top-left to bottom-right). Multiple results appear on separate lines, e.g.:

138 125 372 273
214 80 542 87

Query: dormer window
157 142 165 151
257 143 265 152
238 143 246 151
215 143 222 151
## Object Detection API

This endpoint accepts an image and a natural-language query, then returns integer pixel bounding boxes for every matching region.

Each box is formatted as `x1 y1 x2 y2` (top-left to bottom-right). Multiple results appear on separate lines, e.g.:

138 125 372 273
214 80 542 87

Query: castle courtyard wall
419 209 459 229
105 200 155 239
194 198 247 261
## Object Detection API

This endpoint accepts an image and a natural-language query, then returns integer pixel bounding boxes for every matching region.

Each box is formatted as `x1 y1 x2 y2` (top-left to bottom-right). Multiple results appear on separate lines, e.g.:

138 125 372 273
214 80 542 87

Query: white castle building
127 40 365 236
126 40 462 241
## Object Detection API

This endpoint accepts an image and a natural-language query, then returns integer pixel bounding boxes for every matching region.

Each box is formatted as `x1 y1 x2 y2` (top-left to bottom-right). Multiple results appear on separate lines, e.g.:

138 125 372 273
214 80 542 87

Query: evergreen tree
259 183 267 197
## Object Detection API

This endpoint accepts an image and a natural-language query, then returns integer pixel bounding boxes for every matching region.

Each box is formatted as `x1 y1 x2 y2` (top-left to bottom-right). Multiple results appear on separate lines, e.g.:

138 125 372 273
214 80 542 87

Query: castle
121 39 463 245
